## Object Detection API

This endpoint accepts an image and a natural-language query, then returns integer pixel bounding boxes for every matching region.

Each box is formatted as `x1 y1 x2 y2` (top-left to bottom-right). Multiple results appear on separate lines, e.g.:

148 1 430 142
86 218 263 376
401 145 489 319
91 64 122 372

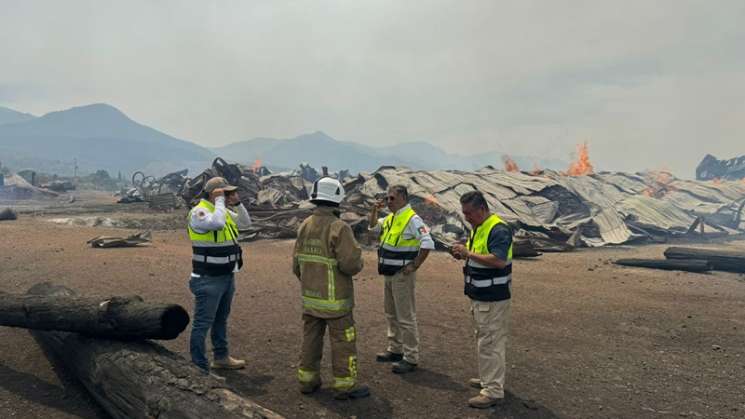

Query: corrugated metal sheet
354 167 745 247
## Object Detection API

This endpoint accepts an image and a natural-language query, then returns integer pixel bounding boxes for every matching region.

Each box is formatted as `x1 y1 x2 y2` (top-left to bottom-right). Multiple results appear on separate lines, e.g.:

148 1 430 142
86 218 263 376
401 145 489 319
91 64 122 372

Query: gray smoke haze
1 0 743 177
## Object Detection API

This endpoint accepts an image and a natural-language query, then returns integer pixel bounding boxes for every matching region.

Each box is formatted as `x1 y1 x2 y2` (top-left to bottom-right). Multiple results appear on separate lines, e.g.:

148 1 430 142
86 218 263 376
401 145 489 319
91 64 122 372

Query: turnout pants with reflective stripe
384 270 420 364
471 299 511 399
298 313 358 391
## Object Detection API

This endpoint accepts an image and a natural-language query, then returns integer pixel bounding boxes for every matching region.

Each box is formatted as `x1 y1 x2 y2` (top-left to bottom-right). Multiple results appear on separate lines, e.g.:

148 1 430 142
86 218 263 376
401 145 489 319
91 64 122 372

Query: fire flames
502 155 519 172
642 170 676 198
249 159 262 173
566 142 594 176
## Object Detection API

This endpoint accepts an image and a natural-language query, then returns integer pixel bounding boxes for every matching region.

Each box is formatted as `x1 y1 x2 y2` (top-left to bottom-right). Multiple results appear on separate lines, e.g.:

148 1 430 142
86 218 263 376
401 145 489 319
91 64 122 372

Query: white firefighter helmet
310 177 345 204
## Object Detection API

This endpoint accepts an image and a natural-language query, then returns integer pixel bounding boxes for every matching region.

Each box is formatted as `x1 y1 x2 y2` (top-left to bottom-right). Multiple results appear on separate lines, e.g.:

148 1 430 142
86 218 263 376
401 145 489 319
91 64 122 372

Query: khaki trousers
471 299 511 399
298 313 359 391
384 270 420 364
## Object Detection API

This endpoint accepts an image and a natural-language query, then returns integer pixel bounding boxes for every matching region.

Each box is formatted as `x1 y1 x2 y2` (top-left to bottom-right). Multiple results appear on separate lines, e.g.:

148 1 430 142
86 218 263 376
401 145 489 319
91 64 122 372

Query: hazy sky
1 0 743 176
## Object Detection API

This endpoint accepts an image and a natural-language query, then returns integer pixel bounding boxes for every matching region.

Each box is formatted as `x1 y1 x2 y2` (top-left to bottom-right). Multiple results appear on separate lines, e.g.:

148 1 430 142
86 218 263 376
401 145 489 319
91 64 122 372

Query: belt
465 274 511 288
192 254 239 264
378 257 413 266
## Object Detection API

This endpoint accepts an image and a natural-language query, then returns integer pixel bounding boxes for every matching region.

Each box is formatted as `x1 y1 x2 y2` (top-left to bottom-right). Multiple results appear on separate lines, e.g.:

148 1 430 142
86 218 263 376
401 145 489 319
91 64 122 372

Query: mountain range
0 103 565 176
0 104 213 176
0 106 36 125
212 132 566 173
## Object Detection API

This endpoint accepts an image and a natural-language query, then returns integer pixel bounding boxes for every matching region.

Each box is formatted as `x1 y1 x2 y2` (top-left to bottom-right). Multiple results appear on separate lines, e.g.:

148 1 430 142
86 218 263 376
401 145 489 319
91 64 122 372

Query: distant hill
214 132 407 172
0 103 214 176
0 103 565 177
212 131 566 173
0 106 36 126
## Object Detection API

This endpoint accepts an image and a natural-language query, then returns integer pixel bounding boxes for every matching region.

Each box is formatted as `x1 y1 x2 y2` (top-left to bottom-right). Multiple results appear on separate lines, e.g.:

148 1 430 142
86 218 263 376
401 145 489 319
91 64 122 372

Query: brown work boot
211 356 246 370
333 384 371 400
468 394 502 409
199 369 227 382
468 378 482 389
299 380 322 395
376 351 403 362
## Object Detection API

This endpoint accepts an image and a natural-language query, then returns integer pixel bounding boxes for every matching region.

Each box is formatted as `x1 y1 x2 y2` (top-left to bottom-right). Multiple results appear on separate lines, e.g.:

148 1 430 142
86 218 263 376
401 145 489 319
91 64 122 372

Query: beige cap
204 177 238 193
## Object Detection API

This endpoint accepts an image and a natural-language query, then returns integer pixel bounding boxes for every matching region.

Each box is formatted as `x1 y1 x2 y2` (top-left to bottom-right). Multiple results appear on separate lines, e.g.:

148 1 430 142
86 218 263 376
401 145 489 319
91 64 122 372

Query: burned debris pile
116 169 190 208
696 154 745 181
173 159 745 250
0 173 60 200
179 158 354 240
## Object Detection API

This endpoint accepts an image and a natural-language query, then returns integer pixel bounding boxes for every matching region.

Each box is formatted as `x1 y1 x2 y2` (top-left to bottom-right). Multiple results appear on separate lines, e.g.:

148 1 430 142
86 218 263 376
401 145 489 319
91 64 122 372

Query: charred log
614 258 712 273
0 284 188 340
26 282 283 419
664 247 745 273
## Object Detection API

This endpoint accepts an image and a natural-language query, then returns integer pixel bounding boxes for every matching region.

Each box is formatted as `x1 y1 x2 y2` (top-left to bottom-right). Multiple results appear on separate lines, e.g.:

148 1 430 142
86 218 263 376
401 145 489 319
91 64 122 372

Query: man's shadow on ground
488 390 563 419
399 369 563 418
397 366 469 392
301 388 395 419
221 369 274 397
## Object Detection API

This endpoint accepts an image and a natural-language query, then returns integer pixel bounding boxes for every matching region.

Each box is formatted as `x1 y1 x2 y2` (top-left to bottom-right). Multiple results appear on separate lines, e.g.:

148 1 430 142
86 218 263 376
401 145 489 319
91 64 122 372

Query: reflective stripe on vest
378 206 420 274
464 214 513 301
188 199 242 276
297 253 352 313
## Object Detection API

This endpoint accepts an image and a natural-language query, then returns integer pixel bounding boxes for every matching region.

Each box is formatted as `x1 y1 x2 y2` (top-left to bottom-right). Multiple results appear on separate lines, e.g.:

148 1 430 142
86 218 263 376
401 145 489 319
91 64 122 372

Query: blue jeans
189 273 236 371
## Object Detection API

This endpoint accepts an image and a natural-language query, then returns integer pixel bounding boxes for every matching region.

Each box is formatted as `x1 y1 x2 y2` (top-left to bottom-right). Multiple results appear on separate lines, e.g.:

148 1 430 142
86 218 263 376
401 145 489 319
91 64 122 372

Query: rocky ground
0 201 744 419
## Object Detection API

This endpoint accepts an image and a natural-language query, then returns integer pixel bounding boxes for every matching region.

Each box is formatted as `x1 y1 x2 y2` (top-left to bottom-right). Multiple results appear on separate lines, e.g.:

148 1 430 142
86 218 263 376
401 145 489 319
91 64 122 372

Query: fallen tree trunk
27 282 284 419
613 258 712 273
0 288 189 340
664 247 745 273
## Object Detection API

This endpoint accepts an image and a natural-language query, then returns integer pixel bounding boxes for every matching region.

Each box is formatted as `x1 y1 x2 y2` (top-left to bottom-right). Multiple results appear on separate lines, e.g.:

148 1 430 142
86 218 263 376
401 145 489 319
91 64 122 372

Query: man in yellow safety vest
451 190 513 409
368 185 433 374
187 176 252 377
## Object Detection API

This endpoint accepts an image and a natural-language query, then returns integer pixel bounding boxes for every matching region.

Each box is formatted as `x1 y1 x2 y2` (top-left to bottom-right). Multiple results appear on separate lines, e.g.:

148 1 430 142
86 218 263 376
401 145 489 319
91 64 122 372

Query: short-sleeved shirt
369 204 435 250
486 222 512 261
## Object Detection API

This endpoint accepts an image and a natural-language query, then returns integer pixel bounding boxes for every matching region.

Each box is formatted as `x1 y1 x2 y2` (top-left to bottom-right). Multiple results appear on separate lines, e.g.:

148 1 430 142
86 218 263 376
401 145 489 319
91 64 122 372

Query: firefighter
293 177 370 400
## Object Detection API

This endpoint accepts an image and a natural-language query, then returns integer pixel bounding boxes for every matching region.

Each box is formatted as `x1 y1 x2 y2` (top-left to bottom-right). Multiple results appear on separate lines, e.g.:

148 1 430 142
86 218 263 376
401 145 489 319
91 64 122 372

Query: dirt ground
1 205 744 419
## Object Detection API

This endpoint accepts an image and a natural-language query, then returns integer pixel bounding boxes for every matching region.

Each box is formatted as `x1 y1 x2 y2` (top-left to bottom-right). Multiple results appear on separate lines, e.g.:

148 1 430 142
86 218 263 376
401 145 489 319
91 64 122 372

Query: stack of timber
0 282 283 419
664 247 745 273
614 246 745 274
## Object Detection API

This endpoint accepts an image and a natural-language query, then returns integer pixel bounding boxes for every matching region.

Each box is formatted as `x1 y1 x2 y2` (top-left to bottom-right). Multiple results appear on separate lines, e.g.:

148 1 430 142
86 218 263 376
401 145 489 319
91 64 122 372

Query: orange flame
250 159 262 173
566 142 594 176
502 155 519 172
642 170 676 198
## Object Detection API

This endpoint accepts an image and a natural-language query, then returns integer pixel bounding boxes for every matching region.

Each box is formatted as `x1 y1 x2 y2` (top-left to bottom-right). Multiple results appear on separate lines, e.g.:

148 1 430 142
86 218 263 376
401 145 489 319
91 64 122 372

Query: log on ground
0 285 189 340
664 247 745 273
513 239 542 258
27 282 284 419
613 258 712 273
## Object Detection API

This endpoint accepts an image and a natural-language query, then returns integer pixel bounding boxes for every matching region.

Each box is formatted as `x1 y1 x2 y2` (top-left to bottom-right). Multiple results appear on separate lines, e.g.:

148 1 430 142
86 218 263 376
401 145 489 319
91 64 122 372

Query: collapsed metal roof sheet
181 159 745 247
